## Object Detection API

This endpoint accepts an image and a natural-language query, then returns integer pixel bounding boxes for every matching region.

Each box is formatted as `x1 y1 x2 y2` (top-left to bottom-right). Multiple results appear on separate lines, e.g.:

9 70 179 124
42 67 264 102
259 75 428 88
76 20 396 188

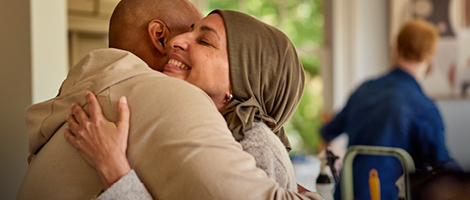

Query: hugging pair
18 0 323 199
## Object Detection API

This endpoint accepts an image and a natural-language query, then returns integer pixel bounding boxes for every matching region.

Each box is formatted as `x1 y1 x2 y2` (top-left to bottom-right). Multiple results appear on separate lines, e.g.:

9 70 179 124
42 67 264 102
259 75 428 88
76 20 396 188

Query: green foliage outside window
205 0 324 154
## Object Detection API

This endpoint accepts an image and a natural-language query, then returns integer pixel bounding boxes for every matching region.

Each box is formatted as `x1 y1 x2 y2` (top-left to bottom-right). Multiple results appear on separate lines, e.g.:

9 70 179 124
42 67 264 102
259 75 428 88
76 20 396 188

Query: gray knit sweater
96 122 297 199
239 122 297 191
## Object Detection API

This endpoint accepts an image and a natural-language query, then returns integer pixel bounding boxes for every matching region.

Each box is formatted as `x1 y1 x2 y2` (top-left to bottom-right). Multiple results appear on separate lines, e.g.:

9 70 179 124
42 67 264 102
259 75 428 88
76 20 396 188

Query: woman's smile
164 54 191 71
168 59 190 70
163 13 231 111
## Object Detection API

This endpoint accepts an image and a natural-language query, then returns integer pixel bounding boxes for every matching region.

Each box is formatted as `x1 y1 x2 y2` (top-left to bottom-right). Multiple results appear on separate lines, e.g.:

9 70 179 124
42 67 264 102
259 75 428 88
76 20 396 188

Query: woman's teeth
168 59 190 70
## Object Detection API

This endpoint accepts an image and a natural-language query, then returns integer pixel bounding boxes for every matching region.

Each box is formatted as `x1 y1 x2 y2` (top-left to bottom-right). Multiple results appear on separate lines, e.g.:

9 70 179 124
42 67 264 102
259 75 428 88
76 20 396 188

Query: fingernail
86 91 91 96
66 114 69 120
120 96 128 104
71 103 75 109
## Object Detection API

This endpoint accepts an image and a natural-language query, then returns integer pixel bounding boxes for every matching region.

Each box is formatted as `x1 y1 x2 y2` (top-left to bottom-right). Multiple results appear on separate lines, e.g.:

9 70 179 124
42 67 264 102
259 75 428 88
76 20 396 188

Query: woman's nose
170 34 189 51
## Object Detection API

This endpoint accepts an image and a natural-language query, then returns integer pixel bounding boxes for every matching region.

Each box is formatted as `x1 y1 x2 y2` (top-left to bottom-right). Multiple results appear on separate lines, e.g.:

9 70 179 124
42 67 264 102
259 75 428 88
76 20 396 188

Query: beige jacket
17 48 323 200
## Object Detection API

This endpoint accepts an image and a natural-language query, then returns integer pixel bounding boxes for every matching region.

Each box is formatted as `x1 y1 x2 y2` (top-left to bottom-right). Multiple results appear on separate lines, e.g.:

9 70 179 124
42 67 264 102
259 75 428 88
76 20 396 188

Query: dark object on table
411 170 470 200
326 149 339 183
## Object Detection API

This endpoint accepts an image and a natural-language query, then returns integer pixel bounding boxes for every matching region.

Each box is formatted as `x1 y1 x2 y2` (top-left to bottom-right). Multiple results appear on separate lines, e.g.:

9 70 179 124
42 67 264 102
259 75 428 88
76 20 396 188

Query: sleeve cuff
95 169 153 200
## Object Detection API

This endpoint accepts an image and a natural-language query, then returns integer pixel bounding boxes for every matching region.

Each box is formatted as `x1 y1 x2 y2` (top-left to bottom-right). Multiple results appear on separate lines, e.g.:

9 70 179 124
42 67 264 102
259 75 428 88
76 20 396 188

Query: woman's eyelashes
197 38 213 46
198 40 210 45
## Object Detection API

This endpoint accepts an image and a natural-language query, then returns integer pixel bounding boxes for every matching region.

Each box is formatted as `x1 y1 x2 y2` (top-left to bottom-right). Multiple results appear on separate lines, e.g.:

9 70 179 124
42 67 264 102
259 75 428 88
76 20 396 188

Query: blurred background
1 0 470 199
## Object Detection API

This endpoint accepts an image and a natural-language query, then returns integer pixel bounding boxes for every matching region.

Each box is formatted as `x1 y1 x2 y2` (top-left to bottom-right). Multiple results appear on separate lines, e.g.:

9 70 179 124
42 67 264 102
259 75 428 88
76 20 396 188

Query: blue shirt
322 69 461 200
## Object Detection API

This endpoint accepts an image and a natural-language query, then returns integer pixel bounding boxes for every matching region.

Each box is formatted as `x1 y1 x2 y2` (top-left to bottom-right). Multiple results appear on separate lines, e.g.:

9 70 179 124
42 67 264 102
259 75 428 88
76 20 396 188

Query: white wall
0 1 67 199
437 101 470 171
31 0 68 103
331 0 389 111
354 0 389 86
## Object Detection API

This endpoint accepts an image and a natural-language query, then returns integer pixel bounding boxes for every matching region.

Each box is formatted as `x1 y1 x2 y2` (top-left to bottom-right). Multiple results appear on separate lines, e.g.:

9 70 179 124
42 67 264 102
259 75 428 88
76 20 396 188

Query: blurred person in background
321 19 461 200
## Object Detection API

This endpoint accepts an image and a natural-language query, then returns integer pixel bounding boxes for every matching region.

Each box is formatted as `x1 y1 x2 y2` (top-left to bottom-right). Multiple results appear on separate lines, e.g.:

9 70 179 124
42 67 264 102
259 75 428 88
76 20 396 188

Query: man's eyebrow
200 26 220 39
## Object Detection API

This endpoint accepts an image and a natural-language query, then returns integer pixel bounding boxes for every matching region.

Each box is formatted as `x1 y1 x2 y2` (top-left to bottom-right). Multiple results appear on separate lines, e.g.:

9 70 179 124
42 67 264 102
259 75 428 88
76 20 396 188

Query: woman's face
163 13 231 111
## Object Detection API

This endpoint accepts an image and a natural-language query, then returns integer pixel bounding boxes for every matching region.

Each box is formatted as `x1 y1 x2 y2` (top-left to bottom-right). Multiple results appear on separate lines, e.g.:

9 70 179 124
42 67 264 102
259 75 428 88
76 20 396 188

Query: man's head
108 0 203 71
396 19 439 63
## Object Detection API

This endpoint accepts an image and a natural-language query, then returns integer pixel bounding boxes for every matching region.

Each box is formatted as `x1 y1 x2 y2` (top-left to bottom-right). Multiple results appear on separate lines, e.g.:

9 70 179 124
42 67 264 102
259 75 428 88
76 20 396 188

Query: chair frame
341 145 416 200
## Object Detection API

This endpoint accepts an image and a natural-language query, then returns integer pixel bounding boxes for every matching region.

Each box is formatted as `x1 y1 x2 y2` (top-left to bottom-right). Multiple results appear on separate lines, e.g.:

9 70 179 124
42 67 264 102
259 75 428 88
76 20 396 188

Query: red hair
397 20 439 62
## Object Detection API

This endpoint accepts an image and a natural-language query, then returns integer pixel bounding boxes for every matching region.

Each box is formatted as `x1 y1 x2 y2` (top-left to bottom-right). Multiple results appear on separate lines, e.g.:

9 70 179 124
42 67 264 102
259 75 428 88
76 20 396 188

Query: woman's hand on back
64 91 131 189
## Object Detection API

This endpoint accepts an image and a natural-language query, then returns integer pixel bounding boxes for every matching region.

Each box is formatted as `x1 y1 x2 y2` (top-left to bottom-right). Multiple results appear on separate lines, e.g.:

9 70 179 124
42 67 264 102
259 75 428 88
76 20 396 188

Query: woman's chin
163 70 188 81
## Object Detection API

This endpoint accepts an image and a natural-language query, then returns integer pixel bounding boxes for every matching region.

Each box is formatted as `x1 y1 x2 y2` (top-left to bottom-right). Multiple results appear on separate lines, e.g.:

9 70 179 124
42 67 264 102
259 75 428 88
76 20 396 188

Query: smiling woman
163 13 231 111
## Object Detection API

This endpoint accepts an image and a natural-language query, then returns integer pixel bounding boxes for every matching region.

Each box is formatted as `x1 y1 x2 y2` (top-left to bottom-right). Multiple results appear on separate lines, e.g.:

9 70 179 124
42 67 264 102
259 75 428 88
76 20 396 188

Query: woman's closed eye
198 40 210 45
197 38 214 47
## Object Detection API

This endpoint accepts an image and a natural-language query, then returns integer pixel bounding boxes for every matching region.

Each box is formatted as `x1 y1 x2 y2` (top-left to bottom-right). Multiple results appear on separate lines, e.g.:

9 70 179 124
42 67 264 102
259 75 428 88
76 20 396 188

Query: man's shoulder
107 73 218 123
118 73 211 102
69 48 212 103
348 78 398 105
64 48 160 93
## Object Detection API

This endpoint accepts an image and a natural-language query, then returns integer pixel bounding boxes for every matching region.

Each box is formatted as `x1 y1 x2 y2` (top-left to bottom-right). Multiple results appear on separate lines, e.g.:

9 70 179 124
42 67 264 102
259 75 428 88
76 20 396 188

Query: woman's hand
64 91 131 189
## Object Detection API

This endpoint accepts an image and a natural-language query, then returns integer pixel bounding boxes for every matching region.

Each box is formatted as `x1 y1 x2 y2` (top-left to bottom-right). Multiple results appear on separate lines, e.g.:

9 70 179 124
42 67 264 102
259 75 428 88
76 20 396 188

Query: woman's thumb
117 96 130 132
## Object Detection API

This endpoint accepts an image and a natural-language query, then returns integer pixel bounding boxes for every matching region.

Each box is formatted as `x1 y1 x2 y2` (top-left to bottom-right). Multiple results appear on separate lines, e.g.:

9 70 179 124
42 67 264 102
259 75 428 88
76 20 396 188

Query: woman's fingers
66 114 80 133
117 96 130 132
63 93 132 189
71 103 90 124
86 91 105 120
64 128 79 149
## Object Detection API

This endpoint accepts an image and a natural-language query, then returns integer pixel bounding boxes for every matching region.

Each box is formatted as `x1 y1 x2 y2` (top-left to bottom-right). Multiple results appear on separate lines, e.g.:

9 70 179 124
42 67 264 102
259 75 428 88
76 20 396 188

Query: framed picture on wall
389 0 470 99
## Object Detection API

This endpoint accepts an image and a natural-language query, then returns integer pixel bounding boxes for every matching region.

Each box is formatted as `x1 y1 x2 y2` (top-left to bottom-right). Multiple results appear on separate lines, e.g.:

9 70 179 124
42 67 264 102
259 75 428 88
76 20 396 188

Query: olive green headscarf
211 10 305 152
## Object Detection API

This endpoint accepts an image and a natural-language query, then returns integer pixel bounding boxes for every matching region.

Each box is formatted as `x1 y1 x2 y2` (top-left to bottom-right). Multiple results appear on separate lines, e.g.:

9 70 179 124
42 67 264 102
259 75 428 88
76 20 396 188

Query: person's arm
65 92 131 189
240 122 298 191
66 86 324 200
95 170 152 200
320 105 349 143
65 92 152 200
413 108 461 172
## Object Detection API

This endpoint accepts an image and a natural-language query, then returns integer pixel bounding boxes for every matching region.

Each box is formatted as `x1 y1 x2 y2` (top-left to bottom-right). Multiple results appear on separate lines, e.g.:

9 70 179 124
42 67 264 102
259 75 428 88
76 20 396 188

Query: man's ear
148 19 170 56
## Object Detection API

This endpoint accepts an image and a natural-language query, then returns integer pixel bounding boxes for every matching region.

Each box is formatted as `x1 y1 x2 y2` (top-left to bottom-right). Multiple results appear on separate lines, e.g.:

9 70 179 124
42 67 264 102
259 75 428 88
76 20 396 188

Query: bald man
107 0 202 71
18 0 323 199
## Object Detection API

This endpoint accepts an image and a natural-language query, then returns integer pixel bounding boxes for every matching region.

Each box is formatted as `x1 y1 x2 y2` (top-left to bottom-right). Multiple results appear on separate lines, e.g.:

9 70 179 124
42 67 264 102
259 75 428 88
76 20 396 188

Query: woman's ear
148 19 169 56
